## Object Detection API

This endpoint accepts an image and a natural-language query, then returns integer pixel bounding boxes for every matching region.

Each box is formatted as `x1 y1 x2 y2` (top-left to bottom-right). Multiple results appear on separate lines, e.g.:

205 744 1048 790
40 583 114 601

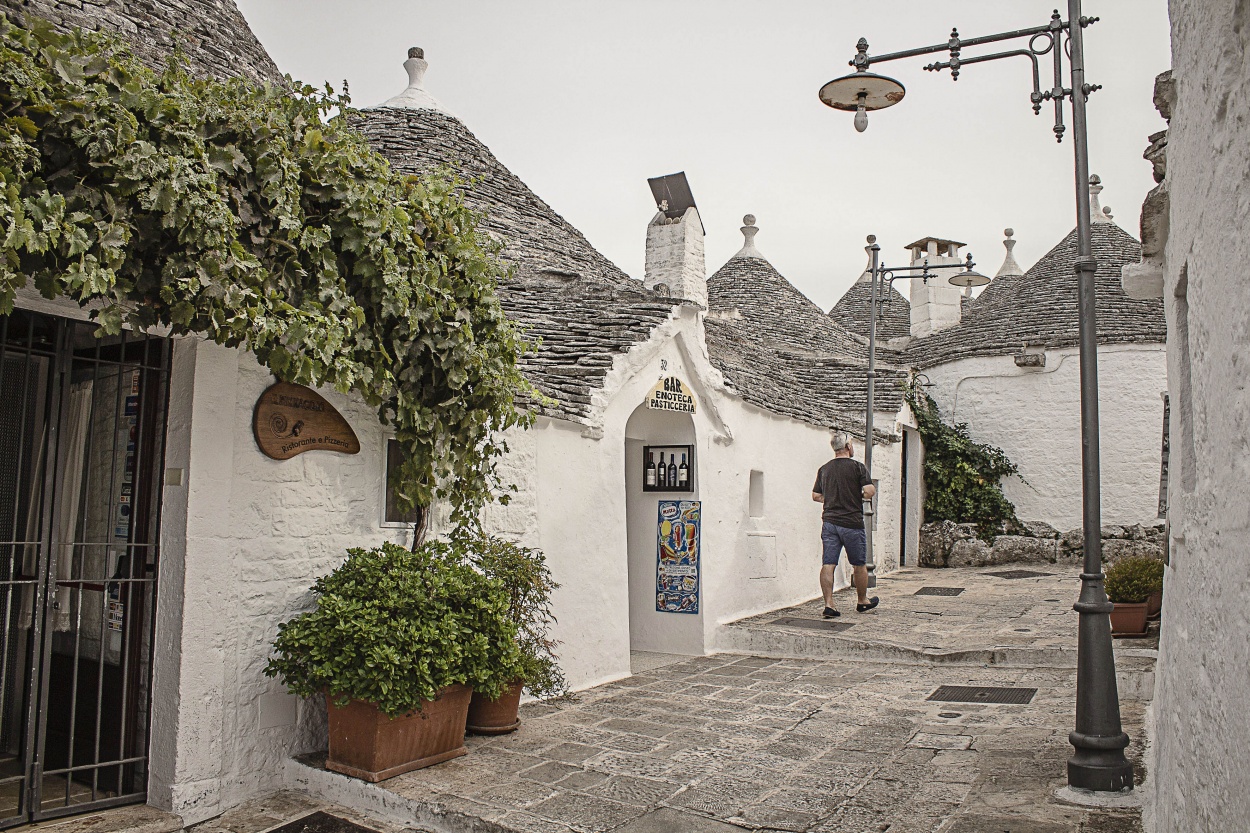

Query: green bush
905 386 1021 540
1104 556 1164 604
0 16 535 527
265 541 523 716
466 535 568 700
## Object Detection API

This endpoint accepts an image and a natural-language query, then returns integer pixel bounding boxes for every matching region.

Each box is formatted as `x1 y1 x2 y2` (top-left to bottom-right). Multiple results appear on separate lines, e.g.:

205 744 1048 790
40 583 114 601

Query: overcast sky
234 1 1171 311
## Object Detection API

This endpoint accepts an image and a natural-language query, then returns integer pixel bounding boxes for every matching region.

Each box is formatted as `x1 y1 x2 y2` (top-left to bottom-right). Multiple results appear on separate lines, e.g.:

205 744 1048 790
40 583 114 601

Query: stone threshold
11 804 181 833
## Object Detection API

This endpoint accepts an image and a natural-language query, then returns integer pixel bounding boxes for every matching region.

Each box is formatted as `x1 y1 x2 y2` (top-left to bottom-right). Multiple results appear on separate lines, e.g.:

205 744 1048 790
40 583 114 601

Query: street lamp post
859 245 987 588
819 0 1134 794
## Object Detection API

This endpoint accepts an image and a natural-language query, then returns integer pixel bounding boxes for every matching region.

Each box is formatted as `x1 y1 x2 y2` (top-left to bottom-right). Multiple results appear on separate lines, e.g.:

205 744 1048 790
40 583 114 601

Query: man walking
812 431 879 618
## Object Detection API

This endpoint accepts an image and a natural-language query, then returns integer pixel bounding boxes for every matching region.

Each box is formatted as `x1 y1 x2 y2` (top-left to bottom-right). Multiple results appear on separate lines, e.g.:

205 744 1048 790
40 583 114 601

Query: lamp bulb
854 104 868 133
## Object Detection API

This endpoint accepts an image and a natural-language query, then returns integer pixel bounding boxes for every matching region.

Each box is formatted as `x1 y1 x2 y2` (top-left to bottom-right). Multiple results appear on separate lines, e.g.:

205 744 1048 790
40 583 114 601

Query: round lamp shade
818 72 906 112
948 269 991 288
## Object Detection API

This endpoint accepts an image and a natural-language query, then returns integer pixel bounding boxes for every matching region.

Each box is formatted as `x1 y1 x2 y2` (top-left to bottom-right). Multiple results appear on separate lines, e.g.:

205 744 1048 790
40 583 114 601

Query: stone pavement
718 566 1157 671
287 645 1149 831
257 565 1156 833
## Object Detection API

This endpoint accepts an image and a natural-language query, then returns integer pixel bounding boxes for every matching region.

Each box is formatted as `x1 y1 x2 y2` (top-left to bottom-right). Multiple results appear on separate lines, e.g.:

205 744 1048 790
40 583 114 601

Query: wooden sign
253 382 360 460
646 376 696 414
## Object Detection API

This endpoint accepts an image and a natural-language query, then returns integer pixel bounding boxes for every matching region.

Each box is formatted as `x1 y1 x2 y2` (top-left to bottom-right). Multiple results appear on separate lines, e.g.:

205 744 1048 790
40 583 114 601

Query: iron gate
0 309 169 825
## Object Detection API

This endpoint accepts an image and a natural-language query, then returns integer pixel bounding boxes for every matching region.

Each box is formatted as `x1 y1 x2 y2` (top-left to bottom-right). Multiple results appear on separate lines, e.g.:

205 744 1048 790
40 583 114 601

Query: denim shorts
821 522 867 566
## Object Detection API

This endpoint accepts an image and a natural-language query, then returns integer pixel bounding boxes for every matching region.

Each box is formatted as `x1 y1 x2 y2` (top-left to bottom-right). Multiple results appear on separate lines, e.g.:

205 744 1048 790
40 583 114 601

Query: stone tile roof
830 279 912 342
908 222 1165 369
354 107 679 423
1 0 282 85
706 252 908 435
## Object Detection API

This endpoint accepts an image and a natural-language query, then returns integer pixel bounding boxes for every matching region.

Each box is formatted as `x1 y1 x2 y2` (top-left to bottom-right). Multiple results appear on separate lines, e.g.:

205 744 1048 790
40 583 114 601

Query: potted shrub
1142 558 1166 619
463 535 568 734
1104 556 1161 637
265 541 522 781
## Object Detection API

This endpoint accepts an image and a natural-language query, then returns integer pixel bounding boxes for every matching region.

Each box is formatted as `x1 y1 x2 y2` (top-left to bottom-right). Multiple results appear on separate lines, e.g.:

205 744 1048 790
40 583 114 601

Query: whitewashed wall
146 309 909 822
1147 2 1250 829
150 339 409 824
922 346 1167 530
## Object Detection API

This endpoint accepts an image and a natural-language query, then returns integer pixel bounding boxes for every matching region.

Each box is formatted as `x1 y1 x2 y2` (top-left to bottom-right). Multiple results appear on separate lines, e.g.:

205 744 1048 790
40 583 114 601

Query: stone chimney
906 236 966 337
996 228 1024 278
380 47 451 113
644 172 706 306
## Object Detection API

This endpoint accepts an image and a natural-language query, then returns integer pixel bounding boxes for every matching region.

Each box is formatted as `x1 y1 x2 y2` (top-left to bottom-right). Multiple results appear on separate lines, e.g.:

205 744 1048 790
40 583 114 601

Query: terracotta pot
324 684 472 782
1109 601 1149 637
466 680 524 735
1147 589 1163 620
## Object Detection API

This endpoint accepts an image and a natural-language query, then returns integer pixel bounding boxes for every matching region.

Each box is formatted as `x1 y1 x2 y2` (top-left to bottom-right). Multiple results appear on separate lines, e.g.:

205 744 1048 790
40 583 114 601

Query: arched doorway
623 403 702 657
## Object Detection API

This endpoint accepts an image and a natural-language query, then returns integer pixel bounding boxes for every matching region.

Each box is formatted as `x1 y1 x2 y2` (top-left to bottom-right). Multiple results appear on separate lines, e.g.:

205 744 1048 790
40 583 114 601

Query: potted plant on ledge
265 541 522 781
464 535 568 734
1104 555 1163 638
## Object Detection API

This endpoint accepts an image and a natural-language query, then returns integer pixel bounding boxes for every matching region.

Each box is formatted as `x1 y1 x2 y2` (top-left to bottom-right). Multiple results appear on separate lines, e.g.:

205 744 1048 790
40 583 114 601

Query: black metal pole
1065 0 1133 792
863 240 880 586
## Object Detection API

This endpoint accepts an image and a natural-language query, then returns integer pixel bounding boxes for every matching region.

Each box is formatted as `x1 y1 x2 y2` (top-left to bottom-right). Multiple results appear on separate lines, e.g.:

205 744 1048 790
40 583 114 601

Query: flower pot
1109 601 1149 637
1146 589 1163 620
324 684 472 782
466 680 523 735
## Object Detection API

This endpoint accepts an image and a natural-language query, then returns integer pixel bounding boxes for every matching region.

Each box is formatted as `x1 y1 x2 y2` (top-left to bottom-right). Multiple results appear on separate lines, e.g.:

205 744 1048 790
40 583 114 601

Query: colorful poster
656 500 700 614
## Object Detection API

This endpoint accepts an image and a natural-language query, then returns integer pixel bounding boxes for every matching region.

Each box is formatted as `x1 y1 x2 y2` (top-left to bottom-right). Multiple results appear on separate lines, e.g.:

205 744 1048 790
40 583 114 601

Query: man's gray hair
830 431 851 452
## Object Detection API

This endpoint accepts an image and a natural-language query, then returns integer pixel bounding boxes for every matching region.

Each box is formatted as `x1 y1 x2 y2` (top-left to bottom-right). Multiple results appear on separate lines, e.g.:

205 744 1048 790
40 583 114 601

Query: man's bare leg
852 565 869 605
820 564 835 609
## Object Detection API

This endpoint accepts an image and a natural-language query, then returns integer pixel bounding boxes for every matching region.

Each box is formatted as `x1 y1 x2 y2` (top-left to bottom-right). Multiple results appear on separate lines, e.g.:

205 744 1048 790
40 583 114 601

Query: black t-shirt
813 458 871 529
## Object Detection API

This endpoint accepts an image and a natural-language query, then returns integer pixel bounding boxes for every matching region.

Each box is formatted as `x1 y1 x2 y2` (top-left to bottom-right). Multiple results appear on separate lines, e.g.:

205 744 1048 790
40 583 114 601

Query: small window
749 470 765 518
385 439 422 526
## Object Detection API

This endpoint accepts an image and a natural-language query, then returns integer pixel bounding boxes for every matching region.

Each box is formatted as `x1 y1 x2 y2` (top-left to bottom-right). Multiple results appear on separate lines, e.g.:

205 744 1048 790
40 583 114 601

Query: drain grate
985 569 1053 579
771 617 856 632
927 685 1037 705
915 586 965 596
270 812 383 833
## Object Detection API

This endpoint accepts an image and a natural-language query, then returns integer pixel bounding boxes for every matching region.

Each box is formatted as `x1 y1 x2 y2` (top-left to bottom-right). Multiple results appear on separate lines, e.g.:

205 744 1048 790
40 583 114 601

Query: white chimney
907 236 966 337
644 172 706 306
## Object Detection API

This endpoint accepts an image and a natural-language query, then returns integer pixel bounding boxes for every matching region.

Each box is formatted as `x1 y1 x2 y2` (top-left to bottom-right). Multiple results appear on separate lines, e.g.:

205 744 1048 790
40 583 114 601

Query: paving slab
714 566 1157 679
284 649 1145 833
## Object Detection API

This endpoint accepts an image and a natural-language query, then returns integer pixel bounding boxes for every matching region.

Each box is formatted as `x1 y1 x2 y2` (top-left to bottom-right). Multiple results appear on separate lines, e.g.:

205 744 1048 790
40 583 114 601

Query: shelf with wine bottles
642 444 694 493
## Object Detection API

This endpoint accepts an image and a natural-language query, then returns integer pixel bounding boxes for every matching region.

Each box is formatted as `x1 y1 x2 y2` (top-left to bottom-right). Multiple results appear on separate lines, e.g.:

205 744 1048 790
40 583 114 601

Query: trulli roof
907 221 1165 368
0 0 282 85
354 106 680 424
706 243 908 435
829 280 912 342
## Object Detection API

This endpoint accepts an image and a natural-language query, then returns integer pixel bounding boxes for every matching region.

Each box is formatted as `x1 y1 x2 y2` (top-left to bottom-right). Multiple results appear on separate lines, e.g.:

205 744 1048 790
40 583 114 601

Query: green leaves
1103 556 1164 604
0 14 535 526
905 386 1021 540
265 542 524 716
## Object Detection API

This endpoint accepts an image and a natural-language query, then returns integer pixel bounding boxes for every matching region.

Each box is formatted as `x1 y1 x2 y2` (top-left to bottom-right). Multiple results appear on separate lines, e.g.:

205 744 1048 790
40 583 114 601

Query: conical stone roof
1 0 282 85
706 219 907 434
907 221 1165 369
353 56 679 424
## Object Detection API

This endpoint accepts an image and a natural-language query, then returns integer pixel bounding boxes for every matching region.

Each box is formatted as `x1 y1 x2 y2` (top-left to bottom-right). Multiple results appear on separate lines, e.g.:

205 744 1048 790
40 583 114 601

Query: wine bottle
678 453 689 488
646 453 657 487
668 454 677 489
658 453 668 488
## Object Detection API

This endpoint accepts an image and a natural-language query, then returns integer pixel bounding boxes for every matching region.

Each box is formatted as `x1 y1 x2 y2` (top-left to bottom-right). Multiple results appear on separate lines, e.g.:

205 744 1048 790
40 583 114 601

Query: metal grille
927 685 1037 705
914 587 965 596
770 617 856 633
0 311 169 826
985 570 1053 580
271 811 385 833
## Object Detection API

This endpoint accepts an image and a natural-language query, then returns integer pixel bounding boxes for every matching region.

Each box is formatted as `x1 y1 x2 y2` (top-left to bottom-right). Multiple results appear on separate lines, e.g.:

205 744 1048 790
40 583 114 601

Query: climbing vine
0 16 537 526
905 385 1020 539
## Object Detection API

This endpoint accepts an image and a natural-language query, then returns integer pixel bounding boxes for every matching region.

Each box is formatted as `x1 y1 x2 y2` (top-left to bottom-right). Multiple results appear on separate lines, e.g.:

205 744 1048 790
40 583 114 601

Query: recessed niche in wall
749 470 765 517
642 444 694 493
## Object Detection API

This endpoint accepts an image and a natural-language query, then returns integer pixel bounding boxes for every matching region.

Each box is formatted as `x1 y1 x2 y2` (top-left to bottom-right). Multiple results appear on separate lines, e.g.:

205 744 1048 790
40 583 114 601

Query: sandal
856 597 880 613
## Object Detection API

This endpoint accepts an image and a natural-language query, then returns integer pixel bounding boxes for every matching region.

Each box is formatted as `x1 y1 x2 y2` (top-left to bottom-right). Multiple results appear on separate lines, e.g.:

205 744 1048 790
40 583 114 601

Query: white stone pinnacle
996 228 1024 278
1089 174 1113 224
857 235 877 283
380 47 451 114
735 215 764 259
